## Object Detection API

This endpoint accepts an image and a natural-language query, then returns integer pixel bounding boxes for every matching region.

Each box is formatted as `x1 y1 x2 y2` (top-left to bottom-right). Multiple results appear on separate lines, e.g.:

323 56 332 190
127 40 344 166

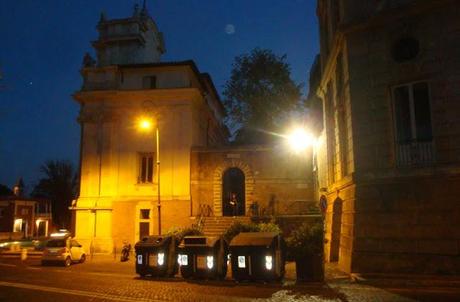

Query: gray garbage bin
178 236 228 280
135 235 178 278
229 232 285 281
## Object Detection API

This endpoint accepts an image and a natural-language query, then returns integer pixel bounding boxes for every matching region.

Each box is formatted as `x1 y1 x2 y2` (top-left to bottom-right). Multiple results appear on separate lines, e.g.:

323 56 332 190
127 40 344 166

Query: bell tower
91 1 166 66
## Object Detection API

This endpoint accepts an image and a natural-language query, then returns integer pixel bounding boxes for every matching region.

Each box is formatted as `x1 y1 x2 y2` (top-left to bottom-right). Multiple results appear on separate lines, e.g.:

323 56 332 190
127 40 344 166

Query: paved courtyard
0 255 459 301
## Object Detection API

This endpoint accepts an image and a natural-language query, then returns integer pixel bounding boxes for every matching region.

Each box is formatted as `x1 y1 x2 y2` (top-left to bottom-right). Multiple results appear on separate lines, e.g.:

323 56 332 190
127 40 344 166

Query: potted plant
286 222 325 282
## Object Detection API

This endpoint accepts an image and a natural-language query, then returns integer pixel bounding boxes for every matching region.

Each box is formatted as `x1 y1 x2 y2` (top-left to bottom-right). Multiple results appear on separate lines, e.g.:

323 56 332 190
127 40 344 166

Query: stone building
314 0 460 274
0 179 52 239
72 5 315 253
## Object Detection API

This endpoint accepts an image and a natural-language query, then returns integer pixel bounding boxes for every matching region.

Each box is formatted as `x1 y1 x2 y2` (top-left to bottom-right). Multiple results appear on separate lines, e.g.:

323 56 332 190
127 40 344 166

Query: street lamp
286 127 315 153
138 118 162 235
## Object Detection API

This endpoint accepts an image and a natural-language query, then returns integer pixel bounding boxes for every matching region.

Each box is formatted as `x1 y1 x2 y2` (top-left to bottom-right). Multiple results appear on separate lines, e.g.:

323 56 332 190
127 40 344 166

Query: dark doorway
139 222 150 241
222 168 245 216
330 198 343 262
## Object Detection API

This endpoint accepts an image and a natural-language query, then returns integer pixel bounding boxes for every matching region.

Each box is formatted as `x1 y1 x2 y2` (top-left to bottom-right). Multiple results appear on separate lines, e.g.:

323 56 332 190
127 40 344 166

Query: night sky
0 0 319 191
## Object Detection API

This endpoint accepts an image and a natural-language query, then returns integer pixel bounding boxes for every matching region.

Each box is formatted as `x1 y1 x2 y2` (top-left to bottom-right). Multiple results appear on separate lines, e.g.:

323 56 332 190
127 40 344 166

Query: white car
41 237 86 267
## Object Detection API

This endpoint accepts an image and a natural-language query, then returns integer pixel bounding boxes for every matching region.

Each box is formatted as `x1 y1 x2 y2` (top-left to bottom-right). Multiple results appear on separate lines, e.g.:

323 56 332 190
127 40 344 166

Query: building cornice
73 88 202 103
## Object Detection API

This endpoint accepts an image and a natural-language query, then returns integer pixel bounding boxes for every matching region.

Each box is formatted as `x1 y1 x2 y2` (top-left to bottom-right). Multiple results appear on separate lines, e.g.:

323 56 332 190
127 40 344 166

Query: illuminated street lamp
286 127 315 153
138 118 162 235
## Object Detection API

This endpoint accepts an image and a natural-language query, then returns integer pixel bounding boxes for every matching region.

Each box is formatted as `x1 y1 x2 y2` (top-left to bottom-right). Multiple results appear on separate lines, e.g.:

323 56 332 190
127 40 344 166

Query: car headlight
238 256 246 268
265 255 273 270
206 256 214 269
157 253 165 266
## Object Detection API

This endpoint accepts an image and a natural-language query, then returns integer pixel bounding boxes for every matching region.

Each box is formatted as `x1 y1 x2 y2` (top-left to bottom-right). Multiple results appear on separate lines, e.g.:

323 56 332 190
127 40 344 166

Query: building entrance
222 168 245 216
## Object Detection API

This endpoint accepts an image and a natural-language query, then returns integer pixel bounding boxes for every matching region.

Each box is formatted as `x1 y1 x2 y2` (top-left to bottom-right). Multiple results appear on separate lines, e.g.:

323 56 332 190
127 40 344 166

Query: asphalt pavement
0 255 459 302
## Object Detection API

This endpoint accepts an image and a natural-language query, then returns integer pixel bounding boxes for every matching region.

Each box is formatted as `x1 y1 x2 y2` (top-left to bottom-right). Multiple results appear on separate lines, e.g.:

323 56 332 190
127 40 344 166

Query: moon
225 24 235 35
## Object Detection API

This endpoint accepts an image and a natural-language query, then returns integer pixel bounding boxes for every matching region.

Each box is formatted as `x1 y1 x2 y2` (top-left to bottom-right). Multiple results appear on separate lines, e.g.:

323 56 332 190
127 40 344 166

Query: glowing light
265 255 273 270
50 232 67 237
13 219 22 232
179 254 188 266
237 256 246 268
287 128 315 153
138 118 153 131
206 256 214 269
157 252 165 266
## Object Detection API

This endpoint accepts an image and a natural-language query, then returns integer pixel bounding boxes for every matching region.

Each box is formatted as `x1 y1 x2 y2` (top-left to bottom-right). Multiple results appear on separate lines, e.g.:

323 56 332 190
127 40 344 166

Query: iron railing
396 140 435 166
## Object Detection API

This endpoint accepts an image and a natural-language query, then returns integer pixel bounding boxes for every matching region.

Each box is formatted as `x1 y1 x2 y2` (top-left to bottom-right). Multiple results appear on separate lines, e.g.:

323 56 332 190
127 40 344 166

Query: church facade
72 5 314 253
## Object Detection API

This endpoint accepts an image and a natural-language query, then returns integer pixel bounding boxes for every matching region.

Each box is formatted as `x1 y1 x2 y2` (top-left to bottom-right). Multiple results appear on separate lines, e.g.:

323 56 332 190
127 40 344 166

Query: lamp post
155 125 161 235
139 118 161 235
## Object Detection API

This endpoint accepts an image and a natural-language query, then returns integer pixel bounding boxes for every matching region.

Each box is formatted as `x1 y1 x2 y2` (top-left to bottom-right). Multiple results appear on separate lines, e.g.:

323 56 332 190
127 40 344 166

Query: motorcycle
120 241 131 262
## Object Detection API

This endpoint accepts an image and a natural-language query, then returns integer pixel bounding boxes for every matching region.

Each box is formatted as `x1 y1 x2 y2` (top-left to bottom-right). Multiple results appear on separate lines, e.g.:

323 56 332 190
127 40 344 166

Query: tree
31 160 78 228
0 183 12 197
223 48 302 144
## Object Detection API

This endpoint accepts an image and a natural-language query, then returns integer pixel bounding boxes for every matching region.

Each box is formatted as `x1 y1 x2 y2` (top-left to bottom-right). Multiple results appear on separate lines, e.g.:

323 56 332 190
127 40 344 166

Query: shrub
166 226 203 243
223 221 259 242
258 222 281 233
223 221 281 242
286 222 324 260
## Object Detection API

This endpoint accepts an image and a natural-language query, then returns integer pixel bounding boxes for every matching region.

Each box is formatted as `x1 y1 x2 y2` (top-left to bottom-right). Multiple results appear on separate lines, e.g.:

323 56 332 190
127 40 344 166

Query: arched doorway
330 197 343 262
222 168 245 216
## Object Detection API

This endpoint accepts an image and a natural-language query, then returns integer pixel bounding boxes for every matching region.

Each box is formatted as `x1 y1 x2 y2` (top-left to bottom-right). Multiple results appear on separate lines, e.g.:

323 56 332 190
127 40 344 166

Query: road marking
0 281 162 302
0 263 16 267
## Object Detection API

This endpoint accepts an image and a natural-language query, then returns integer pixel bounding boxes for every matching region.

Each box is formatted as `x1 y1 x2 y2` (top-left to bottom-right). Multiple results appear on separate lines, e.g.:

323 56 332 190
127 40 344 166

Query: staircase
201 216 251 237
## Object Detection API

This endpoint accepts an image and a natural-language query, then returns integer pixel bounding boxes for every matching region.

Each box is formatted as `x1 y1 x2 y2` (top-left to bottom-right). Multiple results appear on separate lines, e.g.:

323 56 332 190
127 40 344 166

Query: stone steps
201 216 251 237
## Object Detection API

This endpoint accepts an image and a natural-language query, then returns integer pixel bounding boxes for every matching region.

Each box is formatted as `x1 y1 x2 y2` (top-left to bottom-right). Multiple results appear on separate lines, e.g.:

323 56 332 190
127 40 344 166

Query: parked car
41 237 86 267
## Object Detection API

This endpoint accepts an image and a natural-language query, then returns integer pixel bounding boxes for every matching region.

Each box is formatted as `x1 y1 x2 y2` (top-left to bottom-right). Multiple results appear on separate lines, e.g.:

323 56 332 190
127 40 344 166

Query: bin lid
229 232 279 247
135 235 173 247
179 236 219 248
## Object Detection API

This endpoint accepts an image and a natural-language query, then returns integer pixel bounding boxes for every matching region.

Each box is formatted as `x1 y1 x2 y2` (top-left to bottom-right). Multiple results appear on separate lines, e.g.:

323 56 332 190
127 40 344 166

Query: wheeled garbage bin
178 236 228 280
135 235 178 278
229 232 285 281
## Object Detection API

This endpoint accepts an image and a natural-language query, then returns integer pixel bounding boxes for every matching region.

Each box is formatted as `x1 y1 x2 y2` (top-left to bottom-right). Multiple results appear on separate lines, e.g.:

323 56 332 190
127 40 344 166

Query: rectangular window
393 82 434 166
142 76 157 89
140 209 150 220
393 82 432 143
138 153 154 183
13 219 23 232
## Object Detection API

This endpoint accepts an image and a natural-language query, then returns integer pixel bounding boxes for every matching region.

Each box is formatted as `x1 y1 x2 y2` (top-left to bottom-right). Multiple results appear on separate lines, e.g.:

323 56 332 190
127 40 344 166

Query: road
0 256 459 302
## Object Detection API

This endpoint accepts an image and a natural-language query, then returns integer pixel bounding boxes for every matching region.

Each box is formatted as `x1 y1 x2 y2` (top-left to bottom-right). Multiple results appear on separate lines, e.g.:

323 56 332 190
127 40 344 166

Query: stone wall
316 1 460 274
191 146 314 217
352 175 460 274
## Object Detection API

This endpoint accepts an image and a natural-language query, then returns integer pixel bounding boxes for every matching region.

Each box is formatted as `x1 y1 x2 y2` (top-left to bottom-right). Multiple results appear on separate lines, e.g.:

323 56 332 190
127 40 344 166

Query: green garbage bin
135 235 178 278
229 232 285 281
178 236 228 280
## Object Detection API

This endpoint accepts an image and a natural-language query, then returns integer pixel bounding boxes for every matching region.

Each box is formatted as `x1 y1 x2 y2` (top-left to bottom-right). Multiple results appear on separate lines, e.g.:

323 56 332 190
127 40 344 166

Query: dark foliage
286 222 325 260
0 183 12 197
31 160 78 228
223 48 302 144
167 226 203 243
223 221 280 243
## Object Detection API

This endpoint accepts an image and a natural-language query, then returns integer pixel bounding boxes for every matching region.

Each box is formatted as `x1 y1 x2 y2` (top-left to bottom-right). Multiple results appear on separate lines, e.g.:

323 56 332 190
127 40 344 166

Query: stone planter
295 254 324 282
